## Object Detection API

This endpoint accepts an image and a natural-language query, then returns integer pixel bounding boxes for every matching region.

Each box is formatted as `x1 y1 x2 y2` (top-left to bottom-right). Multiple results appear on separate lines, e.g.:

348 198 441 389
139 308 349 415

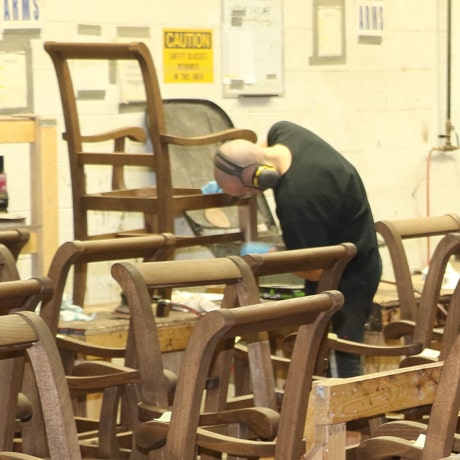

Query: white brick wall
3 0 459 302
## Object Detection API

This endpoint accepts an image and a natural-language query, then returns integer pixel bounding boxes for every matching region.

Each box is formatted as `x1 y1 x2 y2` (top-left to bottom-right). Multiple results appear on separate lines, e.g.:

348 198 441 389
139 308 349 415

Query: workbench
0 116 58 275
58 305 199 375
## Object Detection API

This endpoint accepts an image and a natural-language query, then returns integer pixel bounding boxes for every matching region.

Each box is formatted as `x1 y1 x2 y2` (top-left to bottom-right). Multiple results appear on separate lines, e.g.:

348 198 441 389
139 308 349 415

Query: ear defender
214 151 281 190
253 164 281 190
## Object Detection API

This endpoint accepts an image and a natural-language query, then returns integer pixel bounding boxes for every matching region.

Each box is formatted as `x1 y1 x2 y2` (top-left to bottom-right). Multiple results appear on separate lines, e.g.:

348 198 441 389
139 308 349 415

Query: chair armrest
67 361 140 392
161 127 257 147
383 320 416 340
135 419 170 451
57 335 126 358
372 420 428 438
399 348 440 368
357 435 422 459
199 407 279 441
134 407 279 453
64 126 147 143
359 421 460 457
77 152 153 166
327 333 423 356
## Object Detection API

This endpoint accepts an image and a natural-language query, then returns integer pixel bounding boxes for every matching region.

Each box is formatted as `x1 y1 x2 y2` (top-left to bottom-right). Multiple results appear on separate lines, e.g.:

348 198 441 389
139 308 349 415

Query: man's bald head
214 140 280 196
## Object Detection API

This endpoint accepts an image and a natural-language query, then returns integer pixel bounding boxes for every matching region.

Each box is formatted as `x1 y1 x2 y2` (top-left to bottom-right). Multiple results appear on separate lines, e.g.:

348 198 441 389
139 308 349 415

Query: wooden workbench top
58 304 199 353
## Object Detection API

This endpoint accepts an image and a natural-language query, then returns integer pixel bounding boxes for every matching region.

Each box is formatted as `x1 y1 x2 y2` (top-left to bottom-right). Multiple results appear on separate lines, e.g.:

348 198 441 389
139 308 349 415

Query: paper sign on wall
163 29 213 83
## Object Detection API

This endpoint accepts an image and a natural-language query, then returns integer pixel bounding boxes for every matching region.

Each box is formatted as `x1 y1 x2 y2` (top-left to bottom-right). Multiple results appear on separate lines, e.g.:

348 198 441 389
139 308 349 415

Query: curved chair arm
66 361 140 393
199 407 279 441
66 126 147 143
161 127 257 146
327 333 423 356
383 319 417 340
56 335 126 358
134 407 280 453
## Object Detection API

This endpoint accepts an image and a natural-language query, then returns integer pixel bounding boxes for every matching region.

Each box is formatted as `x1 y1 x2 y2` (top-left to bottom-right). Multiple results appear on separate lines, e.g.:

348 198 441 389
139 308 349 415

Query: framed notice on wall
222 0 283 97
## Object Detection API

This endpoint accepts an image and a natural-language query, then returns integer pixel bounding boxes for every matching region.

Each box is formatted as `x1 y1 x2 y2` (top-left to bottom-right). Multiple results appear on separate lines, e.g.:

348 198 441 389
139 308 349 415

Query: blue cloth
240 241 273 256
201 180 223 194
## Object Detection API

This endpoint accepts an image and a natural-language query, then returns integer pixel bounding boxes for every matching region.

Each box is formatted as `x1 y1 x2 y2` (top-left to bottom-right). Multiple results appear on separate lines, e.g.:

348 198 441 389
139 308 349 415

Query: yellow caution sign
163 29 213 83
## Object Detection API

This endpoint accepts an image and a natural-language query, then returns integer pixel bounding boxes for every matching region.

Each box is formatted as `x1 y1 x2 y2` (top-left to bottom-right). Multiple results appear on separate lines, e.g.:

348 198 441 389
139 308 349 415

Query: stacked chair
375 213 460 322
356 274 460 459
0 311 82 460
44 41 260 309
110 255 343 459
327 231 460 368
0 234 175 458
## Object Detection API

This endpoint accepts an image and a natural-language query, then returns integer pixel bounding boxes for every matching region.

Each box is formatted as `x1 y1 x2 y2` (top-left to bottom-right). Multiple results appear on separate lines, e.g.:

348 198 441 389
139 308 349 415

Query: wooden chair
243 243 357 292
134 291 343 460
110 256 277 417
355 324 460 459
40 233 175 334
37 234 176 459
0 234 175 458
351 274 460 459
0 311 82 460
327 232 460 364
0 234 176 459
44 40 259 308
0 277 54 454
232 243 357 392
398 272 460 368
375 213 460 321
0 229 29 261
163 98 280 250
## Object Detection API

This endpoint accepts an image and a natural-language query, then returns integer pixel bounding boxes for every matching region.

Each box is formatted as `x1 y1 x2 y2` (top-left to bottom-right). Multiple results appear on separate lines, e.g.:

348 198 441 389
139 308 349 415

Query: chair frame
328 232 460 363
142 291 343 460
111 256 278 415
39 234 176 459
41 233 175 331
356 323 460 460
375 213 460 321
235 243 357 381
0 311 82 460
44 41 259 303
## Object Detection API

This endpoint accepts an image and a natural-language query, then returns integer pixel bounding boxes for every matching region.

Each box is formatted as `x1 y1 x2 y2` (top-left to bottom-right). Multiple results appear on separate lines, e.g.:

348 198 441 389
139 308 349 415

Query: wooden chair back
163 98 280 242
157 291 343 459
41 234 176 458
243 242 357 291
438 275 460 360
41 233 175 333
111 256 278 413
44 41 259 305
385 232 460 348
328 232 460 365
398 241 460 367
240 243 356 378
0 311 81 460
375 214 460 321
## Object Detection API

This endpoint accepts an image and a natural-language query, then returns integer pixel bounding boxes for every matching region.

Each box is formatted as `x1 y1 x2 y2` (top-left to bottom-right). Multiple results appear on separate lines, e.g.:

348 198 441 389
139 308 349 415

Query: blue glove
201 180 223 194
240 241 274 256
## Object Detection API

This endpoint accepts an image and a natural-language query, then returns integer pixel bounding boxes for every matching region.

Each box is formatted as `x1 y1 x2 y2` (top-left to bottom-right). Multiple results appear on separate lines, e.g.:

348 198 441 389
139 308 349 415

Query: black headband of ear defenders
214 150 251 178
214 150 262 190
